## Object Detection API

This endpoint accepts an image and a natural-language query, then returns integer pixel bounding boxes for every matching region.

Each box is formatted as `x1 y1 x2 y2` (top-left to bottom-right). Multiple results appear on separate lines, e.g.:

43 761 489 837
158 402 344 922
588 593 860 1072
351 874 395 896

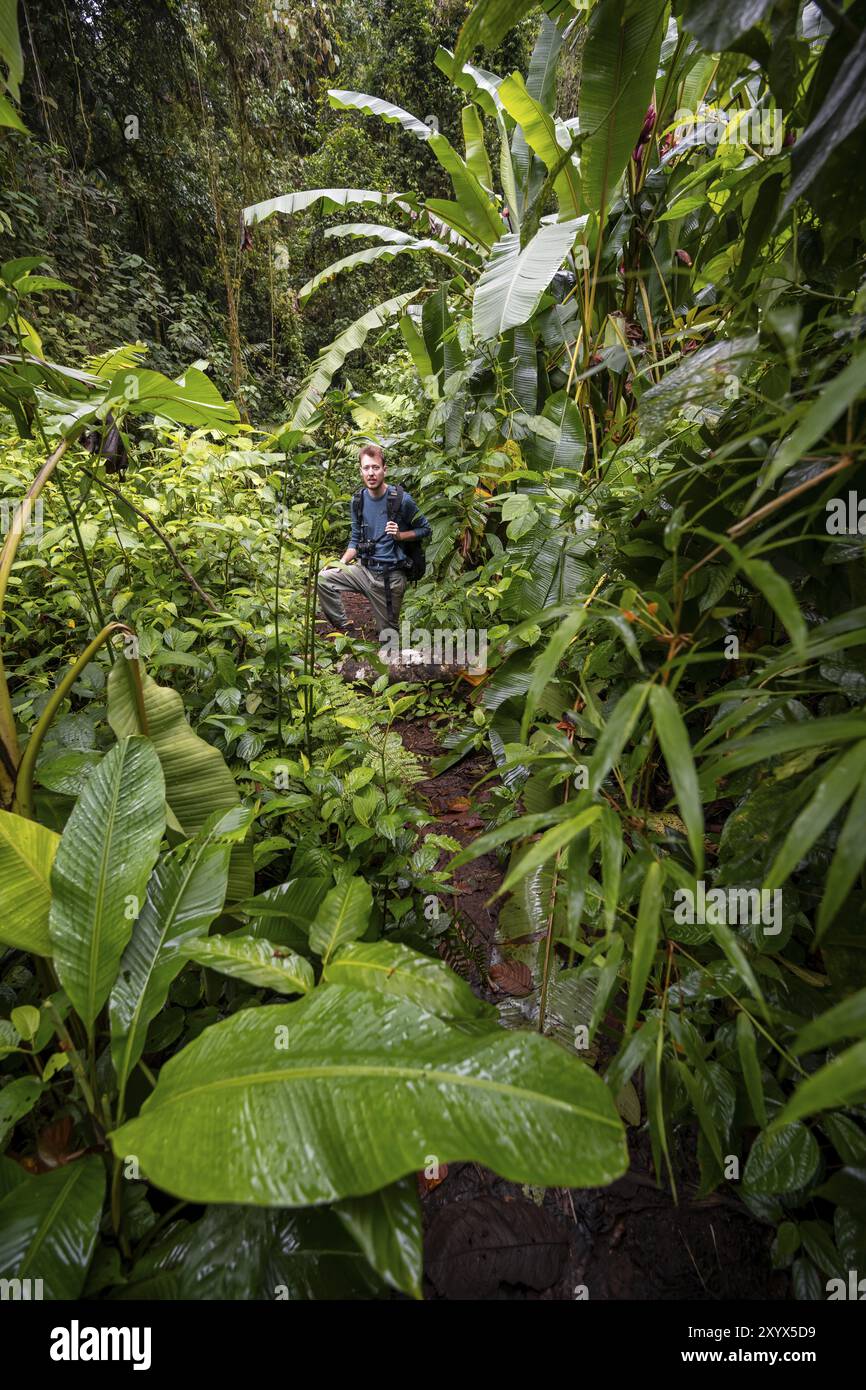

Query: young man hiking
317 444 432 639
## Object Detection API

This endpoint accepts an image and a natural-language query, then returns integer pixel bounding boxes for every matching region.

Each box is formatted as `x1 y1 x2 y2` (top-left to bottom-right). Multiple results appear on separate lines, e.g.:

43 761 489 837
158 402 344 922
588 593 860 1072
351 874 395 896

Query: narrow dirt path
334 592 784 1301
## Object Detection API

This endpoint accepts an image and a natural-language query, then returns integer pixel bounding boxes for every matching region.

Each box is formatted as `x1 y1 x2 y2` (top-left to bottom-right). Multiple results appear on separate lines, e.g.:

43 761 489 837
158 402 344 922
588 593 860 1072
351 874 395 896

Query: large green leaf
462 104 493 187
308 877 373 963
795 990 866 1055
107 660 253 903
289 289 423 430
454 0 574 65
499 73 581 219
472 219 581 340
334 1178 423 1300
0 1157 105 1300
300 239 463 303
327 89 434 140
243 188 407 226
181 935 314 996
526 388 586 469
0 810 58 957
110 986 628 1205
48 736 166 1031
818 776 866 939
322 940 494 1020
109 809 247 1109
579 0 667 214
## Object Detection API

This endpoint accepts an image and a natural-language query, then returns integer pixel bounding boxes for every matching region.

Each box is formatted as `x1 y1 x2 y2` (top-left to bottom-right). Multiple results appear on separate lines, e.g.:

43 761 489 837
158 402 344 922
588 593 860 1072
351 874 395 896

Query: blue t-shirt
349 488 431 567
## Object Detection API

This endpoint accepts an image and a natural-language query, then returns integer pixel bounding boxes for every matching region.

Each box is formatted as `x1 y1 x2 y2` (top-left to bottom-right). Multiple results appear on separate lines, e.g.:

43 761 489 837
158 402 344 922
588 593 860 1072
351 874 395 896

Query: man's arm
340 545 357 564
395 491 431 543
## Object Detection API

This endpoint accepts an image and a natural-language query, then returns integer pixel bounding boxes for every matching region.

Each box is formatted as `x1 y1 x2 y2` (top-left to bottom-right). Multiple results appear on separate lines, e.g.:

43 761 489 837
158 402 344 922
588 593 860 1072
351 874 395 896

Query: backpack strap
352 487 365 526
385 484 405 523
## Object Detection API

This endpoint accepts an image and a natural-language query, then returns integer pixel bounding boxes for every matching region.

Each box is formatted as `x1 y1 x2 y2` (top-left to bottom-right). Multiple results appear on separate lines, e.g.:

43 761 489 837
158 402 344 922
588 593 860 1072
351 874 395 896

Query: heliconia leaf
110 986 628 1205
764 742 866 892
795 990 866 1056
462 104 493 187
0 810 59 957
180 935 315 996
107 660 253 903
288 289 423 430
737 1012 768 1128
774 1040 866 1129
110 810 245 1109
579 0 667 214
648 684 705 876
626 861 662 1032
473 219 582 341
327 89 434 140
526 389 586 469
299 239 463 303
322 940 494 1020
499 73 581 219
0 1157 105 1300
428 133 504 247
399 314 434 381
454 0 573 65
243 188 408 226
308 877 373 963
48 736 166 1031
334 1177 424 1299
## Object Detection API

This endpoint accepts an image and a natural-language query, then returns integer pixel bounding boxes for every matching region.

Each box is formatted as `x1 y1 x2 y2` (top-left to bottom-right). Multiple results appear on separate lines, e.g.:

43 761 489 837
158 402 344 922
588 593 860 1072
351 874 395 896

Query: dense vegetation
1 0 866 1302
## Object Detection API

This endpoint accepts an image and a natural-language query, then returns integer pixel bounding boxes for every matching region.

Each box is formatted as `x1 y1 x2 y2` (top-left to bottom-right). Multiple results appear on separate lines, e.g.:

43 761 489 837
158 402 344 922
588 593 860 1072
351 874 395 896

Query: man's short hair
359 443 384 465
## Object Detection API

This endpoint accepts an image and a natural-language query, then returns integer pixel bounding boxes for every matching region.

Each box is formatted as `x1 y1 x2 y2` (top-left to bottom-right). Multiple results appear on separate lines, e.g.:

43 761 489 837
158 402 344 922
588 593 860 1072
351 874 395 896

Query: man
317 443 432 638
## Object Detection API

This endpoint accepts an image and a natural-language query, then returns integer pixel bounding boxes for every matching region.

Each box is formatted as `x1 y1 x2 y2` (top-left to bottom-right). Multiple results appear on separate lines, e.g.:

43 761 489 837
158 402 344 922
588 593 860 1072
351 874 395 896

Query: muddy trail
334 594 785 1302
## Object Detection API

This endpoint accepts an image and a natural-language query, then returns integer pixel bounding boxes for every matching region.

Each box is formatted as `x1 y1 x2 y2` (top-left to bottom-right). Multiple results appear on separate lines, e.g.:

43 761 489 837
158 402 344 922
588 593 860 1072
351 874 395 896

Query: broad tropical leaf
334 1178 423 1300
579 0 667 214
180 935 315 996
289 289 423 430
48 736 166 1031
299 239 463 303
308 877 373 963
110 986 628 1204
109 808 249 1109
322 940 494 1019
0 810 58 957
472 219 582 340
499 73 581 219
0 1157 105 1300
244 188 408 226
107 660 253 903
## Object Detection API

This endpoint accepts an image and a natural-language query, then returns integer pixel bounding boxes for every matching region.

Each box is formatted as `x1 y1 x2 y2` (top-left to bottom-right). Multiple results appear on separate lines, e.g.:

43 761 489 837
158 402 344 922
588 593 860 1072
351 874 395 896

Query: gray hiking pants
317 562 407 638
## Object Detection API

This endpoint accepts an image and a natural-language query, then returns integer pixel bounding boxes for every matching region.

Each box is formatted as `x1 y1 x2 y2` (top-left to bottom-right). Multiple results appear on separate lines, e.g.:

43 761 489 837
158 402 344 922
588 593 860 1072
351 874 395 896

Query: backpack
352 483 427 582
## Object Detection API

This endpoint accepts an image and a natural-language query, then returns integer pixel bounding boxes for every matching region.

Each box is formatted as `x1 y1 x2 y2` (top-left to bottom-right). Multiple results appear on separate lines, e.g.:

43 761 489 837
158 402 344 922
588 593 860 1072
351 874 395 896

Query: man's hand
384 520 399 537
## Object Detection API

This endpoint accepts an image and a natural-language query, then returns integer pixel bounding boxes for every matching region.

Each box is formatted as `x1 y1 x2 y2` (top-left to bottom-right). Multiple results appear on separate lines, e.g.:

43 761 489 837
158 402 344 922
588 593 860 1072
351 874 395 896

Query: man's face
360 453 386 491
